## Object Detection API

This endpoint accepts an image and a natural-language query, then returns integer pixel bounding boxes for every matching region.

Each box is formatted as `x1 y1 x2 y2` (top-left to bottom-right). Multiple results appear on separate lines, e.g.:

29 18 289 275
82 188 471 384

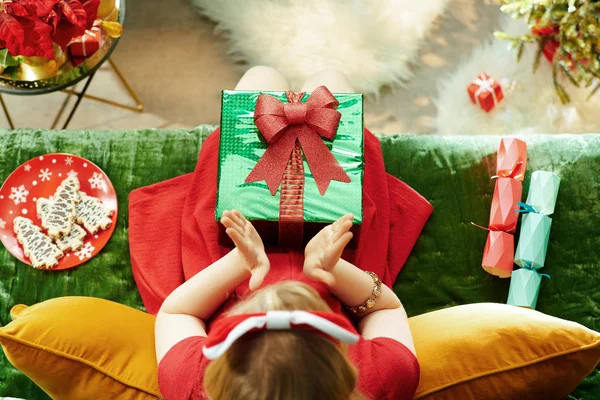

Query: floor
0 0 502 134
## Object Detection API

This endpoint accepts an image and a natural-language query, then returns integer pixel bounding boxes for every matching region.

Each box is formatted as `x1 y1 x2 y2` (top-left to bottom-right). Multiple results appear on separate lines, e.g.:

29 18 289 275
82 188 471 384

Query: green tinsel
495 0 600 103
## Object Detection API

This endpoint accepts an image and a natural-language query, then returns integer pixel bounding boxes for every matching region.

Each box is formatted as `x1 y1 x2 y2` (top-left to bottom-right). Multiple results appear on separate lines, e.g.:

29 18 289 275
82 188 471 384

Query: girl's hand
221 210 270 291
303 214 354 287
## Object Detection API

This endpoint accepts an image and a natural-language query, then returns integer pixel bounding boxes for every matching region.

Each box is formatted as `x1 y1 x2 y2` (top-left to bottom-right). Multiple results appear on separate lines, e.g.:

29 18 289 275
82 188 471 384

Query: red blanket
129 130 433 315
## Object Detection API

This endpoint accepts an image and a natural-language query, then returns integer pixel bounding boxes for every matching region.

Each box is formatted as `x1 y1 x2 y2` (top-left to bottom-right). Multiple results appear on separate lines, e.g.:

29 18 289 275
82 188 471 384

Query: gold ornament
97 0 116 20
19 45 66 80
99 21 123 38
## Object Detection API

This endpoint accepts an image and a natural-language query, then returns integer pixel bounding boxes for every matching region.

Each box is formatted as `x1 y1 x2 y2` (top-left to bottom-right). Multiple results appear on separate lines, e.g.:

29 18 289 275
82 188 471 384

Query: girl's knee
301 68 354 93
235 66 290 91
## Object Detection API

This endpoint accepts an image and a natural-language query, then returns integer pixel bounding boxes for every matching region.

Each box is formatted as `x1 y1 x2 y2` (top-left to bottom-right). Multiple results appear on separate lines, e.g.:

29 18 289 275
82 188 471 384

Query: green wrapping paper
507 268 542 309
514 213 552 269
216 90 364 245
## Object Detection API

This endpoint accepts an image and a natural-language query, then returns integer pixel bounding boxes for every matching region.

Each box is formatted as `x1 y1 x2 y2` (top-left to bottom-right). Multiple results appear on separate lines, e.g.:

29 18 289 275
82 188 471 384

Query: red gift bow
246 85 351 195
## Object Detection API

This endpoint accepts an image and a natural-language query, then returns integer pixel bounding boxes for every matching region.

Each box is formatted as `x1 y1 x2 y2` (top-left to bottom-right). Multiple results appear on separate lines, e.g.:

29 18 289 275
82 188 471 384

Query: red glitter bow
246 85 351 195
202 310 360 360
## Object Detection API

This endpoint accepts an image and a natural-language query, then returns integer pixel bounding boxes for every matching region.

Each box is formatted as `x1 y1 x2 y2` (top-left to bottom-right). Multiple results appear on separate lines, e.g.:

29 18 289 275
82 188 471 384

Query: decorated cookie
76 193 113 234
13 217 63 269
59 177 81 203
55 223 87 252
41 177 81 237
36 197 51 219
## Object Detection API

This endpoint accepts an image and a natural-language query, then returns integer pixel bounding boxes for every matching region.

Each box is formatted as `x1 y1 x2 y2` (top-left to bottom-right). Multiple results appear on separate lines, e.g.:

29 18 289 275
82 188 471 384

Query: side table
0 0 142 129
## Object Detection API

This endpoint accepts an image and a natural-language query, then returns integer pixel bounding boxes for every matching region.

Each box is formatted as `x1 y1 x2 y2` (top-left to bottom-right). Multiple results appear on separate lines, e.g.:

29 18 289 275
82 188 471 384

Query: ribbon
492 161 525 180
521 263 551 279
471 222 491 231
73 28 99 58
473 74 499 108
202 310 359 360
516 201 539 214
246 86 351 196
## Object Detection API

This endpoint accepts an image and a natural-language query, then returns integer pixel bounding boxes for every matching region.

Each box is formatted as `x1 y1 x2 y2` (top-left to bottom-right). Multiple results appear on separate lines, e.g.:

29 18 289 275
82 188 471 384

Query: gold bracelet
345 271 382 315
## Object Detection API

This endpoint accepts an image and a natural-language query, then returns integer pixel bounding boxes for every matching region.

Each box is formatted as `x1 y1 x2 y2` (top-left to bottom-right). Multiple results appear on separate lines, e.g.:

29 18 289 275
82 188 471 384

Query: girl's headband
203 310 360 360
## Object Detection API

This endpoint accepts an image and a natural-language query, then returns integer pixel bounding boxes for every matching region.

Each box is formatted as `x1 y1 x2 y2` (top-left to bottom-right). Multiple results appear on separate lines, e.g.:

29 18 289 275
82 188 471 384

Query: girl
153 67 421 400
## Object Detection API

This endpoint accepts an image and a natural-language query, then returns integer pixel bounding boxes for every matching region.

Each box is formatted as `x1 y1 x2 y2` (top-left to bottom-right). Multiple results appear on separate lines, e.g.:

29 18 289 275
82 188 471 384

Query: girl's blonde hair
204 281 364 400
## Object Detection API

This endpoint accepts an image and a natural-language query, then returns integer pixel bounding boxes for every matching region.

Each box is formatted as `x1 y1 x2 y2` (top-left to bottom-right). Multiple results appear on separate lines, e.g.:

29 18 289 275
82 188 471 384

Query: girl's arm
155 210 269 362
303 214 416 355
326 258 416 355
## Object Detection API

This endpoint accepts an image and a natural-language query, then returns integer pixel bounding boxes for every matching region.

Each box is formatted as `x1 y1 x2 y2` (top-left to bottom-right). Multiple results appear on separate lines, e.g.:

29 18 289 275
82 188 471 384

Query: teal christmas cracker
216 90 364 225
507 268 542 309
514 213 552 269
525 171 560 215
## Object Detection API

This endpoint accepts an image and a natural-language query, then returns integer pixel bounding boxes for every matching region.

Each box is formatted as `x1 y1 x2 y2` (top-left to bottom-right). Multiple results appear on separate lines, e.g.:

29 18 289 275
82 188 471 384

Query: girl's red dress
129 129 433 400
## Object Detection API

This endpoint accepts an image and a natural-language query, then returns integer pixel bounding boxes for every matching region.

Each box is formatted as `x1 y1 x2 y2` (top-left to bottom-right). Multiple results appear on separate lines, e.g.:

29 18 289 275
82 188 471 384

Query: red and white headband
203 310 360 360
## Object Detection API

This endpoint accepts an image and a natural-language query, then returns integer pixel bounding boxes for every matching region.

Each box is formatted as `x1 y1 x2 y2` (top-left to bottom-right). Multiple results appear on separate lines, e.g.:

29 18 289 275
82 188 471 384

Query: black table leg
51 82 77 129
0 94 15 129
61 71 96 129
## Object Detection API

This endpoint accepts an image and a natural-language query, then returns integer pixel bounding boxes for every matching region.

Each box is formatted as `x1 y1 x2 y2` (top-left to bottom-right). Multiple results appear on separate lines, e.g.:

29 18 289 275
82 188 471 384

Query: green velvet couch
0 128 599 399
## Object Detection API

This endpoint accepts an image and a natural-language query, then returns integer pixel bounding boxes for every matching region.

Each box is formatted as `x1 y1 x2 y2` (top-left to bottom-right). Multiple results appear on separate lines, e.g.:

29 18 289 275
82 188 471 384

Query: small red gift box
482 230 514 278
467 73 503 113
71 57 87 67
488 178 523 233
70 27 101 58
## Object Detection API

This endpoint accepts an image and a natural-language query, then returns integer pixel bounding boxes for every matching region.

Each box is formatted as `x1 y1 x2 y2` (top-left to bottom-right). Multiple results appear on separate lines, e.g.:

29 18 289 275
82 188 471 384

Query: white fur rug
191 0 451 94
434 15 600 135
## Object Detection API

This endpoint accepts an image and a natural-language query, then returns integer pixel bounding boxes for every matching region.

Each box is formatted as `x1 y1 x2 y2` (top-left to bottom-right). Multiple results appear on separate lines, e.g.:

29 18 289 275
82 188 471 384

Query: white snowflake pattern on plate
88 172 105 190
39 168 52 182
9 185 29 205
67 170 78 178
24 164 32 172
65 157 73 166
74 242 95 260
0 218 6 229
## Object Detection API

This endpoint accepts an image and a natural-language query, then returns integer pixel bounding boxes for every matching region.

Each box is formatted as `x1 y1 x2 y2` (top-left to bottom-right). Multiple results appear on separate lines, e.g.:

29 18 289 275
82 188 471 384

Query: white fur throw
434 15 600 135
191 0 451 94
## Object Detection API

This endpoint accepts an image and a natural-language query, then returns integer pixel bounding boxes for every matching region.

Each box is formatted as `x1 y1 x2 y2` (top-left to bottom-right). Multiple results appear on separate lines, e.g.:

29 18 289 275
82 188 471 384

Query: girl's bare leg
235 66 290 91
300 68 355 93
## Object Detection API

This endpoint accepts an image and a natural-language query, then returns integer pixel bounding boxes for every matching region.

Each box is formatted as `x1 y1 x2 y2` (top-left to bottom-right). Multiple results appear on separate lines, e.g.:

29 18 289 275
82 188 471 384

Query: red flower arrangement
0 0 99 60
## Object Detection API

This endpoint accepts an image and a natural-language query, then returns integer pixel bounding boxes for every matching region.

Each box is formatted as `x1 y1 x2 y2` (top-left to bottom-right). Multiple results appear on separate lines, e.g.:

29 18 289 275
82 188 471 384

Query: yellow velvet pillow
411 303 600 399
0 297 161 400
1 298 599 400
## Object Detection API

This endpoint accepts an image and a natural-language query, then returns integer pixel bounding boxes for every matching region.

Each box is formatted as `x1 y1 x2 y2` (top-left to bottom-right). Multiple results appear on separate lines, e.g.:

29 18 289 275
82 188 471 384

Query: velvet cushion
411 303 600 399
1 298 599 399
0 297 160 400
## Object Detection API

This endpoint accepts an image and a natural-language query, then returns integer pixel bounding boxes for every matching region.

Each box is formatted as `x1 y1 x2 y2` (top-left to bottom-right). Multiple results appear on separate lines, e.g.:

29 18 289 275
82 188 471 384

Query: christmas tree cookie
13 217 63 269
41 177 80 238
76 193 113 234
38 195 87 251
55 223 87 252
36 197 51 219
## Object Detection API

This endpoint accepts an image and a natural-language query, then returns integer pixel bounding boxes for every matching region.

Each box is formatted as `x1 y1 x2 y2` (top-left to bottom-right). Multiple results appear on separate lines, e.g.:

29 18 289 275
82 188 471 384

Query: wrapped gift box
216 89 364 247
467 73 504 112
70 28 101 58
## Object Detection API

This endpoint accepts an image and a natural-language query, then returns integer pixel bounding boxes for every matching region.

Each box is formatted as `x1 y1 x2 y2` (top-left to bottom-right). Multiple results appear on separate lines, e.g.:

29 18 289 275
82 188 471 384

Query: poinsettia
0 0 99 59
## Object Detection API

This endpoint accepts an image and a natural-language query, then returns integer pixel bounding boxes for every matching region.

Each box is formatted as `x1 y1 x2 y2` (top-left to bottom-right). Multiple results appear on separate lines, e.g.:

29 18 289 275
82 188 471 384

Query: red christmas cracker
481 138 527 277
467 73 504 112
482 231 514 278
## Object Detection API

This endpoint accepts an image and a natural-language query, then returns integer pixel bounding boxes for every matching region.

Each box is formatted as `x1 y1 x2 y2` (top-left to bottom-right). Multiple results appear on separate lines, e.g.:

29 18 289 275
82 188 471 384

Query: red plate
0 153 118 270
